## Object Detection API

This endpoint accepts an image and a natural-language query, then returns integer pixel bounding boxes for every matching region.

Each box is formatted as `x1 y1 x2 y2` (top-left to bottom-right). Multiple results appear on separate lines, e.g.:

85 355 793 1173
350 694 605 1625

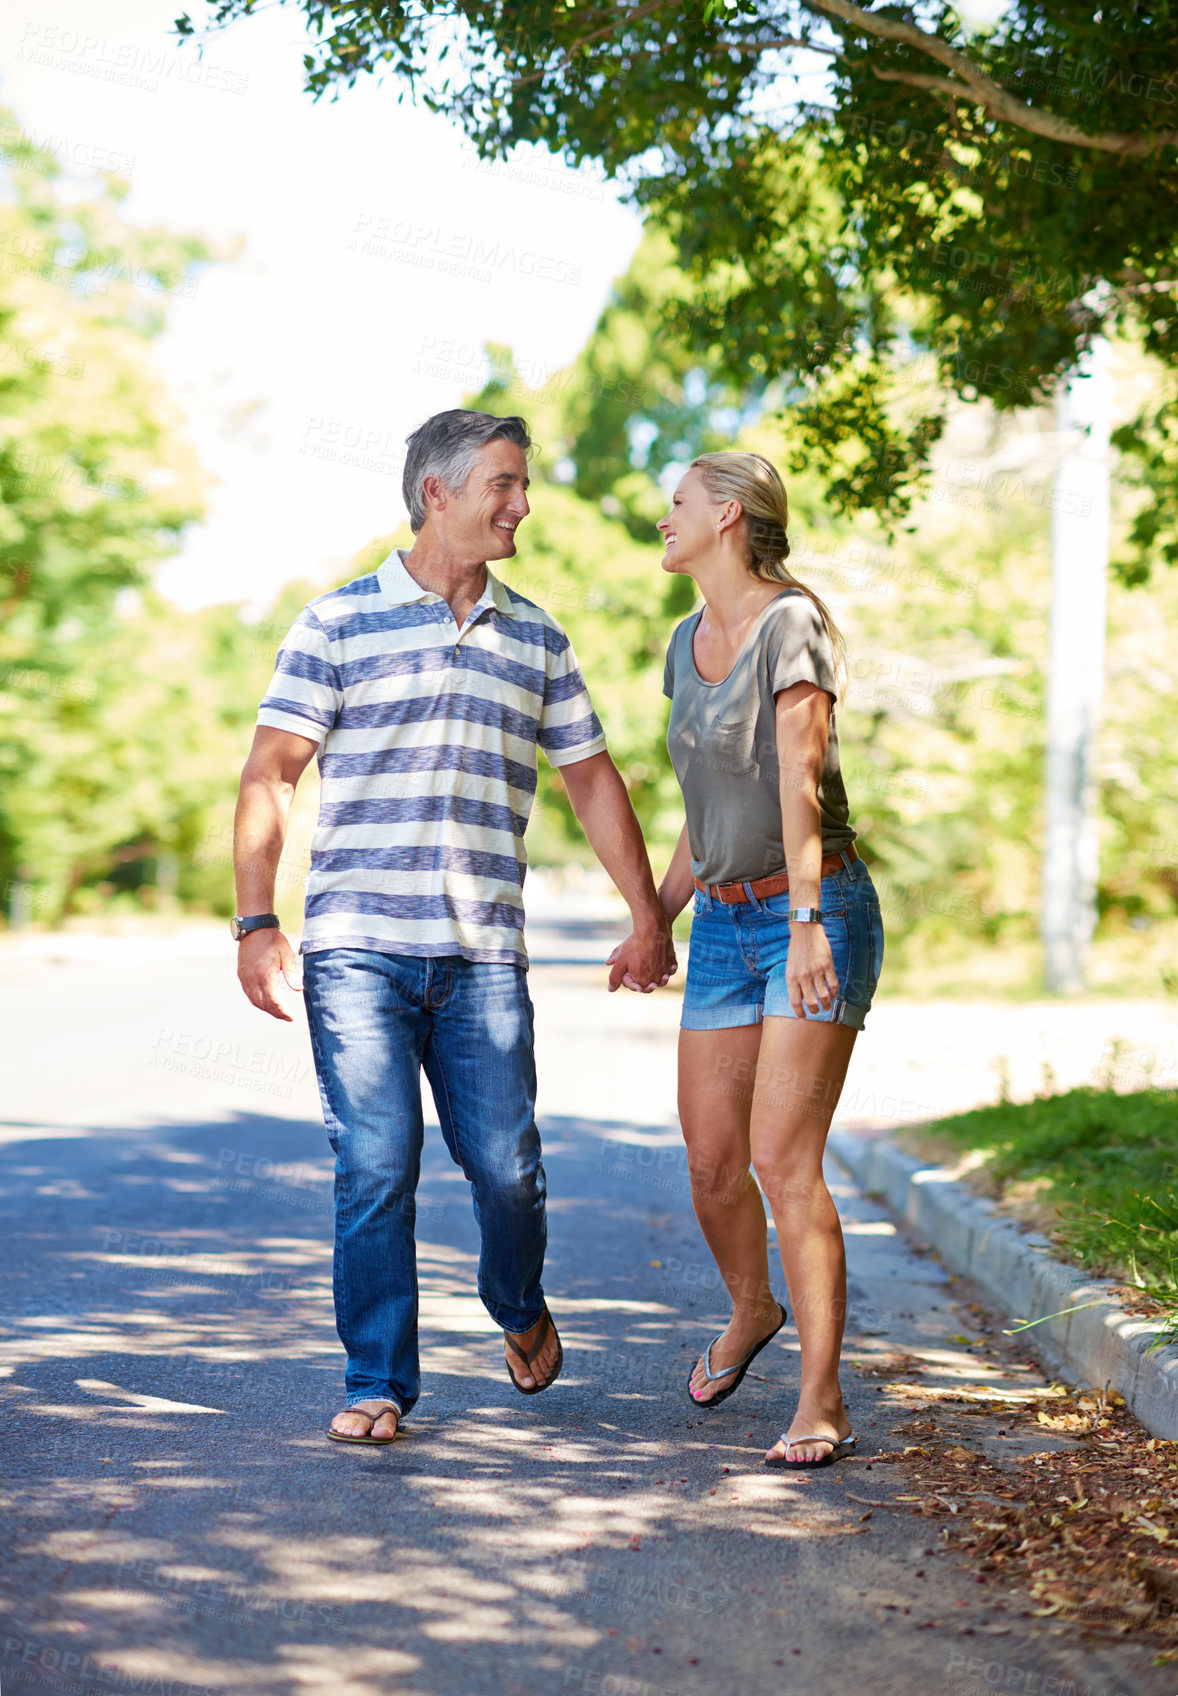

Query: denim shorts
681 853 884 1031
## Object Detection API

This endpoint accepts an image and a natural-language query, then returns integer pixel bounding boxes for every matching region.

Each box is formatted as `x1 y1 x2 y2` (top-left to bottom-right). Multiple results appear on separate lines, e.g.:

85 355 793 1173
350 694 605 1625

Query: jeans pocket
868 896 884 994
304 994 342 1152
813 909 851 999
818 874 850 917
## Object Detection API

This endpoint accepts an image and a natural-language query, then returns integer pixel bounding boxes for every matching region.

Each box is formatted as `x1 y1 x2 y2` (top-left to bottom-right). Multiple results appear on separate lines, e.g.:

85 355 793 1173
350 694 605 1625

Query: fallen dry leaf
848 1321 1176 1642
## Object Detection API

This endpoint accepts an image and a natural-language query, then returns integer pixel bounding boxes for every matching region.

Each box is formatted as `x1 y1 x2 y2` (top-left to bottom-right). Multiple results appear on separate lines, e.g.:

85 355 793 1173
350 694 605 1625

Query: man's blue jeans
304 950 547 1416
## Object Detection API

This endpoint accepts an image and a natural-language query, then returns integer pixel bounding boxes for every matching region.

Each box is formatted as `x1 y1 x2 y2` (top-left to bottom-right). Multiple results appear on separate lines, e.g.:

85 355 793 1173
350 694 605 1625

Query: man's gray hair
402 409 532 533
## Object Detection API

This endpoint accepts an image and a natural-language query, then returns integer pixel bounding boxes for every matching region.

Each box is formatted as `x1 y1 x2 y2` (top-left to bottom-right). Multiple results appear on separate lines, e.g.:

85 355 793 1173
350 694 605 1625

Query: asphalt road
0 907 1170 1696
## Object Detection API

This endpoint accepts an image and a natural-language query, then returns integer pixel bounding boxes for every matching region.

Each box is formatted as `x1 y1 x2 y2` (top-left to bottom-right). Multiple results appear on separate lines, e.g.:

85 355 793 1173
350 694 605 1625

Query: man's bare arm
558 750 676 992
234 725 319 1021
607 820 694 993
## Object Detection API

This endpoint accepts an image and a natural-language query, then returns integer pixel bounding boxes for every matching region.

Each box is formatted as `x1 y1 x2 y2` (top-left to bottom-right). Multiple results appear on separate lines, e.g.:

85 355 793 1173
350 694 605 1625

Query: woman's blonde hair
689 451 846 681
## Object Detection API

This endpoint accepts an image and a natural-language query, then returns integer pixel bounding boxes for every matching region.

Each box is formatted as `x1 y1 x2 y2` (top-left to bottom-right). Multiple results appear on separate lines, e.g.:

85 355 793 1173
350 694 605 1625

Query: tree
177 1 1178 574
0 111 208 915
464 243 1178 985
473 230 768 541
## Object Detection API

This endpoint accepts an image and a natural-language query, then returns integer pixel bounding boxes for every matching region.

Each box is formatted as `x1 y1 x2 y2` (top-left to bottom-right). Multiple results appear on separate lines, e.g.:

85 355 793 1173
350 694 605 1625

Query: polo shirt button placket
438 602 459 658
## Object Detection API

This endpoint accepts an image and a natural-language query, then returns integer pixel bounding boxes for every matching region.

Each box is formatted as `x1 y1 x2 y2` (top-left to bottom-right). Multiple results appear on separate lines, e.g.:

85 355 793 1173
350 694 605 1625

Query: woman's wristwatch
786 907 823 922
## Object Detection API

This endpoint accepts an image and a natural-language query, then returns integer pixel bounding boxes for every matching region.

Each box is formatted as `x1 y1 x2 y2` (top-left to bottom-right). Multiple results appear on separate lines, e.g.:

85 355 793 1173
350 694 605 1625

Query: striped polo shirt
256 548 607 966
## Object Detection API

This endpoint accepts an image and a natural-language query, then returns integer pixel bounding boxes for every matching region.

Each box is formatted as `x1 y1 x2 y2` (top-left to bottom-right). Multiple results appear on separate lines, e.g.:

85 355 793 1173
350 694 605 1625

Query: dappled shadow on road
0 1108 1078 1696
2 1410 856 1696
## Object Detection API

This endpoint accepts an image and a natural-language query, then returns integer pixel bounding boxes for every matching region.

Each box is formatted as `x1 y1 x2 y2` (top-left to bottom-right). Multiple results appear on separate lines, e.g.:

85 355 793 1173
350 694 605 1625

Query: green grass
915 1087 1178 1348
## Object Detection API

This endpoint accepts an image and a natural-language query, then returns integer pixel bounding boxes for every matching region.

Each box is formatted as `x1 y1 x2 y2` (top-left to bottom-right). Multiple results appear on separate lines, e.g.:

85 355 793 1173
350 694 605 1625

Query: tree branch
868 68 973 99
552 0 667 58
509 0 670 89
717 35 837 56
803 0 1178 157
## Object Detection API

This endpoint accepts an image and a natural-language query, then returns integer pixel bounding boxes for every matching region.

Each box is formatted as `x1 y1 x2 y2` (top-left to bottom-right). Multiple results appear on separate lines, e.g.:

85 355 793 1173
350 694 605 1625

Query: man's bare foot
330 1401 400 1440
764 1399 851 1464
688 1306 783 1405
504 1308 560 1390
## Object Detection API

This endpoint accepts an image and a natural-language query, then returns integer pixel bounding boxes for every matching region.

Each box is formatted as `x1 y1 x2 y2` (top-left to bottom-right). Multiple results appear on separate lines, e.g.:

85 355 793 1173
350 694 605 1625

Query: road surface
0 901 1169 1696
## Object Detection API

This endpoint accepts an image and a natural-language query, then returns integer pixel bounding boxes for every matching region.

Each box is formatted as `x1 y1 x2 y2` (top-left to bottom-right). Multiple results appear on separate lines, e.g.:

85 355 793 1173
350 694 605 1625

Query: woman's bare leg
678 1026 785 1404
748 1018 858 1461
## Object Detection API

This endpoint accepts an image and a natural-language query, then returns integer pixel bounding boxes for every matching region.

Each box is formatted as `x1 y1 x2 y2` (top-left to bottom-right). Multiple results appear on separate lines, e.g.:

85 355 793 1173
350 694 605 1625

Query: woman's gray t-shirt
662 589 856 886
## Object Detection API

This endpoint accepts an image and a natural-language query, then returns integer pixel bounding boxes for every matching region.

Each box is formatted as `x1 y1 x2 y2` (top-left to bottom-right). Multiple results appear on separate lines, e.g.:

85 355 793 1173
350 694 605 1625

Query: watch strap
231 913 280 940
786 907 823 922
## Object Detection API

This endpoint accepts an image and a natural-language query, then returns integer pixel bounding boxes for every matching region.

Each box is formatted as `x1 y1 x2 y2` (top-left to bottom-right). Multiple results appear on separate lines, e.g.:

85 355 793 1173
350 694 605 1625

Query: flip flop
687 1301 788 1409
505 1304 563 1395
326 1401 402 1445
765 1431 856 1469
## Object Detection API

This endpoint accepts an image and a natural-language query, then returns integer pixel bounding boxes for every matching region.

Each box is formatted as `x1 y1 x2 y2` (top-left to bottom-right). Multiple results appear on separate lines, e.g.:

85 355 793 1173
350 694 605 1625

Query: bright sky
0 0 645 609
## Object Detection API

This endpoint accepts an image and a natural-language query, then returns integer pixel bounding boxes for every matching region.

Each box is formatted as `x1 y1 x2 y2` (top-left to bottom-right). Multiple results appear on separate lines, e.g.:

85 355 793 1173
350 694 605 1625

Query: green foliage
4 72 1175 991
832 508 1049 953
7 574 329 922
0 111 207 914
0 111 206 631
178 1 1178 573
466 235 1178 959
473 231 765 545
471 237 1041 904
1111 390 1178 584
920 1085 1178 1343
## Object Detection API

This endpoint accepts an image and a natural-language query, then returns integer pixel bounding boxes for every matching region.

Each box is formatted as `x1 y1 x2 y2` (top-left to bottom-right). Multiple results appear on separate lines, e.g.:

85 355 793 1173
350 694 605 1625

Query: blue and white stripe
256 548 607 965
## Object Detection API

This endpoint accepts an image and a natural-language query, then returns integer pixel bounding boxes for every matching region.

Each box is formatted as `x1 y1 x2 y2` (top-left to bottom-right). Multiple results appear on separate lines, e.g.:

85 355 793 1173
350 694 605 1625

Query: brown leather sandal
504 1304 563 1395
326 1401 401 1445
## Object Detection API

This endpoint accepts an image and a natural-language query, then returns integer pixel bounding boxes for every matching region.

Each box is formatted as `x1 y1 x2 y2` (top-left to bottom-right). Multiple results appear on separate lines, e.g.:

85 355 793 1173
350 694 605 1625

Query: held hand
237 929 303 1022
785 921 839 1018
605 941 650 994
606 927 677 994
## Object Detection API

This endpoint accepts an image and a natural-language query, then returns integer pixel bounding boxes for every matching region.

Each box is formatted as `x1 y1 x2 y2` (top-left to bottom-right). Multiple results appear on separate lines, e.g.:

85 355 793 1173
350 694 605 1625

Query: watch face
229 916 244 941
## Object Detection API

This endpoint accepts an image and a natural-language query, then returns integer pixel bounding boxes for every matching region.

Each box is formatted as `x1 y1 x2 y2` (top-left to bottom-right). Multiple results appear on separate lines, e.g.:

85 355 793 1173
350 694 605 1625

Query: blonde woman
616 451 882 1468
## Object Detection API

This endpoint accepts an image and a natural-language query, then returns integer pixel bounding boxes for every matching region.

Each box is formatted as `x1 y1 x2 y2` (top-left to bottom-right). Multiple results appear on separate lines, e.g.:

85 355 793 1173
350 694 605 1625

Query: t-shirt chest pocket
705 713 757 778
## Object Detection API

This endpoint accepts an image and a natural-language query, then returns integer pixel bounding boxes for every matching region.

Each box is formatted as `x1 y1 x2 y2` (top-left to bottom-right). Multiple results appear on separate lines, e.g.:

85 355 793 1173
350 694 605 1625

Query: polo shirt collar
378 548 516 617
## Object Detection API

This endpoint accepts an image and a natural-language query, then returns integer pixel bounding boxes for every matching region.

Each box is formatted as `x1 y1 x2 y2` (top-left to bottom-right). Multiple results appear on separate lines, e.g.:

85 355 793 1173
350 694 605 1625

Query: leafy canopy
177 1 1178 574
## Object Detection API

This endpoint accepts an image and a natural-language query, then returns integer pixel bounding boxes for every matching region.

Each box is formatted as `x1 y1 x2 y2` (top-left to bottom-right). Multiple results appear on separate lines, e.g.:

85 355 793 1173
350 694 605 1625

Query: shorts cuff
762 999 869 1030
680 1003 764 1031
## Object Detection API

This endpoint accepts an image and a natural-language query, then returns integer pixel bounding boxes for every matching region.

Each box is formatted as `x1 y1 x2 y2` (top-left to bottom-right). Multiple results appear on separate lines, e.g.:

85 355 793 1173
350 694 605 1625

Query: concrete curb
829 1129 1178 1441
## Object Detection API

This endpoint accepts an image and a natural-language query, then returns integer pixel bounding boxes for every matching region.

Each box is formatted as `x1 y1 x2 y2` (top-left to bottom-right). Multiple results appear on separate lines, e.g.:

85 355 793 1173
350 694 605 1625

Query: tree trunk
1041 340 1113 994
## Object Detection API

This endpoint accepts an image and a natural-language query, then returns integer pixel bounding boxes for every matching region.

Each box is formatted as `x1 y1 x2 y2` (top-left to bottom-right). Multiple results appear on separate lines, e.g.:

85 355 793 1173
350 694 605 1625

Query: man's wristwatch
230 913 280 942
786 907 823 923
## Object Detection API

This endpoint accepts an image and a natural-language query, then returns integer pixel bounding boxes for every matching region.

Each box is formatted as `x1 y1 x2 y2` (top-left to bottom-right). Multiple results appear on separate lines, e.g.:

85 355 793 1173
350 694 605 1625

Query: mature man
233 409 674 1443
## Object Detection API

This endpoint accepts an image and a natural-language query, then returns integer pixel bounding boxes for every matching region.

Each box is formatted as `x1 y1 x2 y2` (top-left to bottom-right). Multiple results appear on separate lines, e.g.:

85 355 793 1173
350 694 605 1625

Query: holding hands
604 818 694 993
607 919 677 994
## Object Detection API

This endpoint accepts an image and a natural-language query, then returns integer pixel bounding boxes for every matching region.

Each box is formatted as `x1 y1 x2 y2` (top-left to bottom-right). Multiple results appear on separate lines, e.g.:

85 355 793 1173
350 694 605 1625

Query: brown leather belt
694 843 858 905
